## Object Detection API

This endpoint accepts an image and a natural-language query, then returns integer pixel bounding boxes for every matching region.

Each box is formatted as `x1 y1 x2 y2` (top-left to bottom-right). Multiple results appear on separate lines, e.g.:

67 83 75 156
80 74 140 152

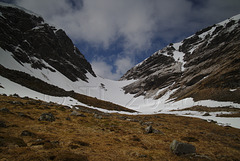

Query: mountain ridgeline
0 2 240 109
0 4 96 82
121 15 240 103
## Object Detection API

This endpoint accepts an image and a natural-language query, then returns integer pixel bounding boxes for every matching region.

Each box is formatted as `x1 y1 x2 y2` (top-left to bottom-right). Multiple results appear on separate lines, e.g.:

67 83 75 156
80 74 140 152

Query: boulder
38 113 55 122
170 140 196 155
0 107 10 113
145 125 153 133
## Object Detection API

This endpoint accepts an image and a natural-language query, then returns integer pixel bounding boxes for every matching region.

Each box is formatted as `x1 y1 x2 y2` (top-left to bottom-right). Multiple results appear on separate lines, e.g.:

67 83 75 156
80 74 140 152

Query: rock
126 118 139 122
203 112 211 116
38 113 55 122
7 101 24 105
207 119 217 123
94 114 103 119
152 129 164 134
0 120 7 128
0 107 11 113
141 122 153 126
21 130 35 137
70 110 86 117
12 93 20 97
170 140 196 155
117 116 128 120
65 117 71 121
145 125 153 133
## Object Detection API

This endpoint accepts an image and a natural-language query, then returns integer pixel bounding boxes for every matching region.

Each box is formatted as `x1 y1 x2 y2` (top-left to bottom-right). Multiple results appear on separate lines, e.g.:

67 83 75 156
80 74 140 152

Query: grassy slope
0 95 240 161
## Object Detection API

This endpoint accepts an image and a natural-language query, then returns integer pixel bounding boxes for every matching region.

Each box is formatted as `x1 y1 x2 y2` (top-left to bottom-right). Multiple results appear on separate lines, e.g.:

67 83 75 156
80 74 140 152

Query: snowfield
1 46 240 129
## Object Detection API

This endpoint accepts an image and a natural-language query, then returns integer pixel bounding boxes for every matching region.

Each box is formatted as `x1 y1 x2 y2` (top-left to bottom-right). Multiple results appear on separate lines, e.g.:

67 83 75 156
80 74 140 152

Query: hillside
0 3 240 131
121 14 240 104
1 94 240 160
0 2 135 114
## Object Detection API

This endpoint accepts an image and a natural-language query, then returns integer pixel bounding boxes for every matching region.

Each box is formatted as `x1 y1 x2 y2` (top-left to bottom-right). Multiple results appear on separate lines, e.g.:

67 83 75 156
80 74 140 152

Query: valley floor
0 95 240 161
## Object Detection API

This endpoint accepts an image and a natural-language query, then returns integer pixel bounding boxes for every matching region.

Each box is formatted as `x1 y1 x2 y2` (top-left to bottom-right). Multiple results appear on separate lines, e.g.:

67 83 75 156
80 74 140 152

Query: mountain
0 2 135 113
1 3 240 160
0 2 240 128
0 3 95 82
121 14 240 104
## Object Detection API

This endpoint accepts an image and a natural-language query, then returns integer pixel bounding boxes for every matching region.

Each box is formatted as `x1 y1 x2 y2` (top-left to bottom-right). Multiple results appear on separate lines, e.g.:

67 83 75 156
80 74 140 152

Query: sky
2 0 240 80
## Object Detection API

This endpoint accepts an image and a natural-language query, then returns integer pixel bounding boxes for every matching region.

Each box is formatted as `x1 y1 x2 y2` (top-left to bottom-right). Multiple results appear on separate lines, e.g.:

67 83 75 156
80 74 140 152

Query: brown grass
171 105 240 112
72 92 136 113
0 95 240 160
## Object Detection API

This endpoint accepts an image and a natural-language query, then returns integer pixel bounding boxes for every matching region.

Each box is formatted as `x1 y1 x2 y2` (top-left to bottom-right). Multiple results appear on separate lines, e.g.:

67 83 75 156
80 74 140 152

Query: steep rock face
121 15 240 103
0 4 96 82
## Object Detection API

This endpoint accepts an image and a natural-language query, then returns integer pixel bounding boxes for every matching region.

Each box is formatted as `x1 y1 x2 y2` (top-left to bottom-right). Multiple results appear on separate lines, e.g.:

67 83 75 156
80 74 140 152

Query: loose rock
170 140 196 155
38 113 55 122
203 112 211 116
0 107 11 113
94 114 103 119
145 125 153 133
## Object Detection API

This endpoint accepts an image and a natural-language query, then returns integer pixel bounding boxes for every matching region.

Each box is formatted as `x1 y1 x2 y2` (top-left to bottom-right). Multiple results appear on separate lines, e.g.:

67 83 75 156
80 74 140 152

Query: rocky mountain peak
0 3 96 82
121 14 240 103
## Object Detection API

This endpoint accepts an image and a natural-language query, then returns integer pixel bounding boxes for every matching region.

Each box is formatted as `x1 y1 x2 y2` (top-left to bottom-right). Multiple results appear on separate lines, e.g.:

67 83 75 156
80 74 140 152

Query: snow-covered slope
0 2 136 112
1 3 240 128
121 14 240 102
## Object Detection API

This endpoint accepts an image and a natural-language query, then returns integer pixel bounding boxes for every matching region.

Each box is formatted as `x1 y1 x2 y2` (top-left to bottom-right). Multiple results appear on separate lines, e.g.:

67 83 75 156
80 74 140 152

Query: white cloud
91 56 134 80
91 59 120 80
14 0 240 80
114 57 134 77
16 0 240 52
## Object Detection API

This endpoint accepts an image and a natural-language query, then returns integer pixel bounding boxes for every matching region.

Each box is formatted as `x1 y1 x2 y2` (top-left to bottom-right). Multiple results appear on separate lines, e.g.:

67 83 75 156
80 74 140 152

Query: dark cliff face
0 5 96 82
121 15 240 103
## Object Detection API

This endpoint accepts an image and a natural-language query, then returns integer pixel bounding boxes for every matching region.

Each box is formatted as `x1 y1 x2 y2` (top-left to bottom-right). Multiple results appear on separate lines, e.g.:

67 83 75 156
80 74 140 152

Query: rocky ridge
121 14 240 103
0 4 96 82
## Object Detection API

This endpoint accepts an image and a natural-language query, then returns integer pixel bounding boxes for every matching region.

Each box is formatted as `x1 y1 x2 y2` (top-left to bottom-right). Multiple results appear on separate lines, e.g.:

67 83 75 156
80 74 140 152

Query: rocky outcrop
0 4 96 82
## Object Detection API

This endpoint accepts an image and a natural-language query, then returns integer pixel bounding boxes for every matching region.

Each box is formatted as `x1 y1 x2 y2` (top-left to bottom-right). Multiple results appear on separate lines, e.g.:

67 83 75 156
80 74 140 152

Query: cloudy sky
3 0 240 80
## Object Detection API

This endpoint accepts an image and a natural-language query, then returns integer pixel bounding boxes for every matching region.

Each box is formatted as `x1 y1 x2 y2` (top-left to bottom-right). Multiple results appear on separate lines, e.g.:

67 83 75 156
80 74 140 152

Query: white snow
218 14 240 26
198 26 216 39
1 13 240 129
172 42 182 50
2 45 240 128
0 11 4 18
230 89 237 92
0 76 80 107
0 76 138 115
